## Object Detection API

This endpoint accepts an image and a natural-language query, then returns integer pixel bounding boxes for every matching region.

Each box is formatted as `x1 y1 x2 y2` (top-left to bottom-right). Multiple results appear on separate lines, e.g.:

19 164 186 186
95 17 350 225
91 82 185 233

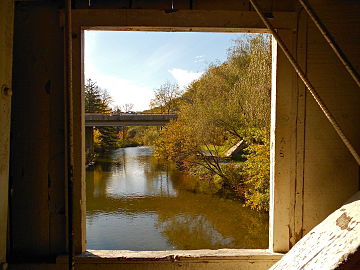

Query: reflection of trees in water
86 147 269 249
143 156 218 195
92 149 127 173
98 161 112 172
86 164 108 199
143 156 167 179
86 150 126 202
153 195 268 249
156 214 233 249
86 193 268 249
142 157 203 196
142 156 173 196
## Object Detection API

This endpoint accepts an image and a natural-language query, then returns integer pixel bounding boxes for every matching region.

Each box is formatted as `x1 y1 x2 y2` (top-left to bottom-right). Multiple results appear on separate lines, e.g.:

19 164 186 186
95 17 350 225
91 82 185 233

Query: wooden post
72 25 86 254
0 0 14 264
269 31 299 252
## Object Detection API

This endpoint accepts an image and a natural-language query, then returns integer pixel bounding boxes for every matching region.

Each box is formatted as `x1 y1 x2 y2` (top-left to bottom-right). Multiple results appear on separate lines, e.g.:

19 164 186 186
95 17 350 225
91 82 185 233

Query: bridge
85 113 177 157
85 113 177 127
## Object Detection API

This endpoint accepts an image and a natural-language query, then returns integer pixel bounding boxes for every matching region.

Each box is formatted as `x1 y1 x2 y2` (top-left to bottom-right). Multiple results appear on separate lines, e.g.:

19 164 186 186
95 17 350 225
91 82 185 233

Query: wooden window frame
70 9 301 264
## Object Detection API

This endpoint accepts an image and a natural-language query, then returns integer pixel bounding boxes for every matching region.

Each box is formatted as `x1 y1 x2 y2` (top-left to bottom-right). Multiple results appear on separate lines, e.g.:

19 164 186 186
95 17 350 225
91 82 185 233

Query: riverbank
153 117 270 212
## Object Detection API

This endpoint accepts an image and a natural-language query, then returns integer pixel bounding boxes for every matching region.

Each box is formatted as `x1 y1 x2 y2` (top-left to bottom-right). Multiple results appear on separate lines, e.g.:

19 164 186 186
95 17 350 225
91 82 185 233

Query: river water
86 146 268 250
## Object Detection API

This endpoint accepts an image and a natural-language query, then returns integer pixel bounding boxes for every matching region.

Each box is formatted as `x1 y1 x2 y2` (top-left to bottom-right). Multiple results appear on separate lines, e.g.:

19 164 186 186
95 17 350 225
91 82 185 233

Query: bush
242 143 270 211
220 162 246 192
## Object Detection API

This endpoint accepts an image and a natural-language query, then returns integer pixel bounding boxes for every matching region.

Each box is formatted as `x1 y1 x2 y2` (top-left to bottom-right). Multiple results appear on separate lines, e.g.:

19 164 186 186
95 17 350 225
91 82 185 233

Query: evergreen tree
85 79 111 113
85 79 119 150
98 127 119 149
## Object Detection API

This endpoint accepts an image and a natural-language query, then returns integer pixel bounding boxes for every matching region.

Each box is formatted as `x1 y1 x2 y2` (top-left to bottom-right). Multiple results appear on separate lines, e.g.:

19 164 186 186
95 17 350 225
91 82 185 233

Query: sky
85 31 249 111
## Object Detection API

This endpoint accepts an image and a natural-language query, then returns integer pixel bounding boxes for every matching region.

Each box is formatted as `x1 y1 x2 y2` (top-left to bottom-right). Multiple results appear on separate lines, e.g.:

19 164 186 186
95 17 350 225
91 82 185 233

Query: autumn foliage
154 34 271 211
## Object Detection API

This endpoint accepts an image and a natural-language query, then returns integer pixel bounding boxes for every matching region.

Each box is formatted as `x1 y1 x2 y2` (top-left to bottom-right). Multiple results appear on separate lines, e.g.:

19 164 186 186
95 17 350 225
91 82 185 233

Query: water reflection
86 146 268 250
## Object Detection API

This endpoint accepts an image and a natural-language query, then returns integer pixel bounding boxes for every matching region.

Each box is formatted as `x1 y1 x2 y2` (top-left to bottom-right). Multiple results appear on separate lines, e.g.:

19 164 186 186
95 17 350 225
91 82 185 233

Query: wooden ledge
56 249 283 263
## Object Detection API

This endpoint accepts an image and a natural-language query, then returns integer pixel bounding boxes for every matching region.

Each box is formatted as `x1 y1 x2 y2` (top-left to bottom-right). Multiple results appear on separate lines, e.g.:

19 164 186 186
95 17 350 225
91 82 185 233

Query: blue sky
85 31 250 111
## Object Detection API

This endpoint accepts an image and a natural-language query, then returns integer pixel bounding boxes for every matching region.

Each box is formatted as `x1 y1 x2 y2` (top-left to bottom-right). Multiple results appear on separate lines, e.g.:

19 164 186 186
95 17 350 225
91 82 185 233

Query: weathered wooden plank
269 30 298 253
56 249 283 270
10 3 66 257
72 26 87 254
71 9 296 32
270 192 360 269
48 4 67 255
293 9 307 245
0 0 14 264
8 250 283 269
72 0 295 12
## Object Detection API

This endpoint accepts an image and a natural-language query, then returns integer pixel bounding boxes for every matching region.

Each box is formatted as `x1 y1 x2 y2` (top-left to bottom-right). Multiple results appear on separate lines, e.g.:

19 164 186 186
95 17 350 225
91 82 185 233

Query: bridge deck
85 113 177 127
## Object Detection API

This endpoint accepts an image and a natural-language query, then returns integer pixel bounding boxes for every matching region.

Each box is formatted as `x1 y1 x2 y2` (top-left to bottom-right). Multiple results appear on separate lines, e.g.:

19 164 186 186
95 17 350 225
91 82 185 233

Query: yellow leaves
243 142 270 211
93 128 101 144
154 119 198 168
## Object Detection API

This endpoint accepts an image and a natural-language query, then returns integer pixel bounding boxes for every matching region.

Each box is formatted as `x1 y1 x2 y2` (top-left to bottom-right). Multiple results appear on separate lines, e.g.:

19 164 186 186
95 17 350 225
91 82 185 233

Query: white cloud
91 75 153 112
168 68 204 90
194 55 205 63
85 53 154 111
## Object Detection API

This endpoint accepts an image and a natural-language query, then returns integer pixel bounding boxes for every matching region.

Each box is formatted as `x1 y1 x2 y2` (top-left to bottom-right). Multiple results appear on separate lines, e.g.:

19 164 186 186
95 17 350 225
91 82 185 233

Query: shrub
242 143 270 211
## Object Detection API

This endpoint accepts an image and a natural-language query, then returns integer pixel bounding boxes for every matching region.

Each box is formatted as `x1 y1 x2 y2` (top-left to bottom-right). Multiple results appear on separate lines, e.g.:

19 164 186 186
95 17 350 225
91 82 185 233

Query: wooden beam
71 26 86 254
0 0 14 264
72 9 296 32
269 30 298 253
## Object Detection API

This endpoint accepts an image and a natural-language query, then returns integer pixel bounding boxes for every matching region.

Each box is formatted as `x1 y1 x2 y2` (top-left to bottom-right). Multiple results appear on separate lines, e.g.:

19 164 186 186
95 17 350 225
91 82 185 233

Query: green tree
84 79 119 150
85 78 112 114
98 127 120 149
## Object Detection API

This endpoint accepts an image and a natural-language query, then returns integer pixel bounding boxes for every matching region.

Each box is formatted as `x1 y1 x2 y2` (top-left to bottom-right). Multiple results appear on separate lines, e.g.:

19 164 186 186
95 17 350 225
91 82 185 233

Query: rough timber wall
0 0 14 264
7 0 360 266
299 1 360 235
10 2 66 259
271 1 360 253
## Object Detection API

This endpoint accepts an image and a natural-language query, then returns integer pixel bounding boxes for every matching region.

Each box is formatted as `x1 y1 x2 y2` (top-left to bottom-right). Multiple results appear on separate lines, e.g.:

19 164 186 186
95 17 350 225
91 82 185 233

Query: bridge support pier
85 127 94 160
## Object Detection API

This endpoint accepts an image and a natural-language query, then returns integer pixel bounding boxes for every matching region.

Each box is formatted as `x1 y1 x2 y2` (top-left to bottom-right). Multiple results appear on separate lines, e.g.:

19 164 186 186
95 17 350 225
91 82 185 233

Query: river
86 146 268 250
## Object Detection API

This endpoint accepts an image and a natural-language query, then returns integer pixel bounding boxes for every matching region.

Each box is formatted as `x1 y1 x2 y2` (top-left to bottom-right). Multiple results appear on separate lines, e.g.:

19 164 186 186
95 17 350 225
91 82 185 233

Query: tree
243 141 270 211
154 34 272 210
182 34 271 143
85 78 112 114
84 79 119 150
226 34 271 140
122 103 134 113
150 82 182 113
98 127 120 149
119 103 135 140
112 105 122 114
154 118 198 169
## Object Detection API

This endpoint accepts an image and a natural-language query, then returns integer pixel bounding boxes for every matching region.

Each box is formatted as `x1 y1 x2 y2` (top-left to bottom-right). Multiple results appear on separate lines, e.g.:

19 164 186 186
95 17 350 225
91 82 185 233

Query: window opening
84 31 271 251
